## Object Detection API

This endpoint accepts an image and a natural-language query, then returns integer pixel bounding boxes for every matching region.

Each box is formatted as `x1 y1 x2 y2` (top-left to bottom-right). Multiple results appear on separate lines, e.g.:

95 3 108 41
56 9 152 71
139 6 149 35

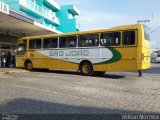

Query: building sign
0 1 9 15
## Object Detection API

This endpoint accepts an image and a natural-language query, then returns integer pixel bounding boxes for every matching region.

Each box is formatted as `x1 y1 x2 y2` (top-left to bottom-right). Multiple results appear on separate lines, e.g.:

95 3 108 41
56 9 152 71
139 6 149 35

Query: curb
0 69 29 74
0 72 5 74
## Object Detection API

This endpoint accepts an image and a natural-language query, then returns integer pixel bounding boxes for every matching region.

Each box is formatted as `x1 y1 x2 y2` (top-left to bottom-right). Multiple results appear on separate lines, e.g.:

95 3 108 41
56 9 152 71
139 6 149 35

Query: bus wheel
80 62 93 76
94 71 106 76
26 62 33 71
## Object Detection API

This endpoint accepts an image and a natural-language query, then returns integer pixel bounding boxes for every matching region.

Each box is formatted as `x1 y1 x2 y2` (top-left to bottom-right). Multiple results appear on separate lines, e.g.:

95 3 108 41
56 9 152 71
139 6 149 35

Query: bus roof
20 24 143 40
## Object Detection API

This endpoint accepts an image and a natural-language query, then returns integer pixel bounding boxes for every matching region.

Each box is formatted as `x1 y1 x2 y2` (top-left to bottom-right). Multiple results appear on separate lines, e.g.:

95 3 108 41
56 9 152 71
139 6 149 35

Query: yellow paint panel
101 47 137 72
16 56 25 67
93 65 102 71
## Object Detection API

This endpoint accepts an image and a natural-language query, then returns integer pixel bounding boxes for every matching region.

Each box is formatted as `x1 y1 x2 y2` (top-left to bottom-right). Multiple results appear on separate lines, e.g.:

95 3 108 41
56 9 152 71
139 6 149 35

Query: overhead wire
148 0 160 33
150 26 160 33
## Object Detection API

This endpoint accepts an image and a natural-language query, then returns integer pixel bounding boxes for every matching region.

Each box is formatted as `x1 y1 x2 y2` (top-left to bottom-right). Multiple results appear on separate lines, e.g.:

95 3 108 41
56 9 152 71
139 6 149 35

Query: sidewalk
0 68 29 74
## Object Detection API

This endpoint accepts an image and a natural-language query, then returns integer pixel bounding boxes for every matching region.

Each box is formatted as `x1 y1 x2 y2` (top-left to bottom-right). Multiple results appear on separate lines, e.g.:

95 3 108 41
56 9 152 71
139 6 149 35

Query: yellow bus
16 24 150 76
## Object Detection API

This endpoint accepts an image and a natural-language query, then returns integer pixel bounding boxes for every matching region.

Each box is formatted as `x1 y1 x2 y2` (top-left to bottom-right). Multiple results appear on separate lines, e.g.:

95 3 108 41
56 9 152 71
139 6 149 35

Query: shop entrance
0 34 18 68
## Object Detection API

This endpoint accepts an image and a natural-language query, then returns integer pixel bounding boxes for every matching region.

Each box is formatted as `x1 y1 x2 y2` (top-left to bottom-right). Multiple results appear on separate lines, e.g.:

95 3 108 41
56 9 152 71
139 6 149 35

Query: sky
57 0 160 50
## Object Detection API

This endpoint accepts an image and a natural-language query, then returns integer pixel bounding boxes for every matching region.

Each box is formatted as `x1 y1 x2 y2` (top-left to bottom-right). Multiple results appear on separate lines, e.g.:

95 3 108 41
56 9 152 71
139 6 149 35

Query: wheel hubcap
83 65 90 73
27 63 32 70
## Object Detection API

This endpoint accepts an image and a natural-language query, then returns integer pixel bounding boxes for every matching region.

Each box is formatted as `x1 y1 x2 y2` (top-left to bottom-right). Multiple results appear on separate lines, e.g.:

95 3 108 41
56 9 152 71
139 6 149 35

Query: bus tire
25 61 33 71
94 71 106 76
80 61 93 76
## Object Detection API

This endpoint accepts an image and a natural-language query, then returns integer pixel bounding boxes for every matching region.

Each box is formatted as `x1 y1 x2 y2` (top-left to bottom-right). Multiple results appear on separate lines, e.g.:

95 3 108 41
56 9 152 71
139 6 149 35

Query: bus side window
43 38 58 48
101 32 120 46
29 39 42 49
122 31 135 45
59 36 77 48
78 34 99 47
68 36 77 47
79 35 88 47
88 34 99 46
59 37 68 48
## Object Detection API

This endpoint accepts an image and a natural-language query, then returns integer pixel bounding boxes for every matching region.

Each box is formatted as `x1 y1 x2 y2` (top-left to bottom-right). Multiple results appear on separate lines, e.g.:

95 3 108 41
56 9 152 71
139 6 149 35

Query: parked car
150 52 157 63
151 58 156 63
156 57 160 63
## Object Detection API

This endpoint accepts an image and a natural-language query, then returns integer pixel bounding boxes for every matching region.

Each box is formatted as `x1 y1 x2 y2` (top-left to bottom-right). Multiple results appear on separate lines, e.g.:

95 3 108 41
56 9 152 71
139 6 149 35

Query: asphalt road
0 64 160 116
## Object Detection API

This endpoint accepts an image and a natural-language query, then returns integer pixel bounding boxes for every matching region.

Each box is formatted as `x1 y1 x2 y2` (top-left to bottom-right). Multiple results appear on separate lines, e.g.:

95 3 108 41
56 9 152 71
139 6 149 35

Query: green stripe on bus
94 47 121 65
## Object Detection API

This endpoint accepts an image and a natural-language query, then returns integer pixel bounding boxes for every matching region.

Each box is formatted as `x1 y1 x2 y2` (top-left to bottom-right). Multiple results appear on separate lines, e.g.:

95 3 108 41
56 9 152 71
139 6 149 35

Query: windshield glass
143 25 150 41
17 44 26 54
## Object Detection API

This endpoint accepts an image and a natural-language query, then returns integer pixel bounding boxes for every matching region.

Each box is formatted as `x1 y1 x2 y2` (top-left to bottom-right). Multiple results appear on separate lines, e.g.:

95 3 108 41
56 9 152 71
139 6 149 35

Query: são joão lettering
49 50 89 57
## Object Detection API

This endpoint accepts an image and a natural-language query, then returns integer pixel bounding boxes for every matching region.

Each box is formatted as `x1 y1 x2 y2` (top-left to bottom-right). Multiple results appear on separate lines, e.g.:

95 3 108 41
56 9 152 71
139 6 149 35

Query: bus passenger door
16 40 27 68
121 30 138 71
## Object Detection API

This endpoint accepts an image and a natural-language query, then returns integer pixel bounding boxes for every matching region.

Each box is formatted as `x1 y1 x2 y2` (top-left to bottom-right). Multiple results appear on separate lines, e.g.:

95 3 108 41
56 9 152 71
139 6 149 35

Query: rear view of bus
137 25 151 70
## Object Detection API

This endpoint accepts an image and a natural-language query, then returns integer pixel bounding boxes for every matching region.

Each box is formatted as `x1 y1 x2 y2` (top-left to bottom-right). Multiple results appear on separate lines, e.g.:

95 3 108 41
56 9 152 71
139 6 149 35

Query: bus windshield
17 43 26 54
143 25 150 41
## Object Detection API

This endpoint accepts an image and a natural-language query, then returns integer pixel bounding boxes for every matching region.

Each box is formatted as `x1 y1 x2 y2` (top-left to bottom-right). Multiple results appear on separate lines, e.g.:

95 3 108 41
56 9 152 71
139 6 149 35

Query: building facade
0 0 80 33
0 0 80 68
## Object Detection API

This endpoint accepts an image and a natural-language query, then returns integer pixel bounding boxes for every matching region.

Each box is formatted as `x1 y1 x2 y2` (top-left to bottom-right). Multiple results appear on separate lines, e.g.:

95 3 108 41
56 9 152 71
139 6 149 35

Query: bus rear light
141 53 144 60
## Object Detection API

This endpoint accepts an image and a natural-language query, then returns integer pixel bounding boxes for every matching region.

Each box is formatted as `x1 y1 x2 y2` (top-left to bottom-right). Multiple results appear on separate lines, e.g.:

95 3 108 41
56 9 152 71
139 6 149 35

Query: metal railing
46 0 60 10
20 0 60 24
25 0 43 16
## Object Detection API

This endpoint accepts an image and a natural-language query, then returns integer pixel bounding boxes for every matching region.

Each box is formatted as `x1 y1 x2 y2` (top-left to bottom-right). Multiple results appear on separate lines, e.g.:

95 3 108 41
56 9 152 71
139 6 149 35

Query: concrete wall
57 5 78 33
